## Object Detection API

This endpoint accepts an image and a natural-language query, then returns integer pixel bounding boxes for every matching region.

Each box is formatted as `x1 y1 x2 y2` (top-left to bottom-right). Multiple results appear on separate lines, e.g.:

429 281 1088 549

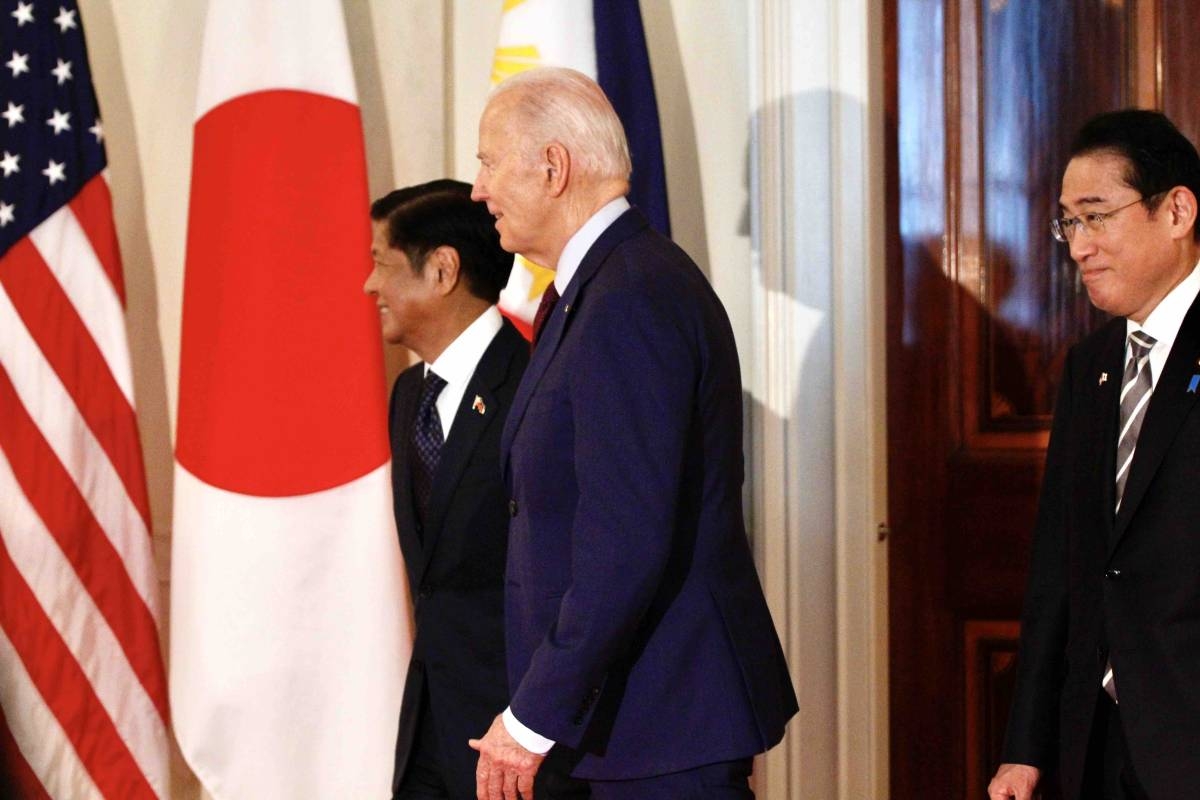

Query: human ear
545 143 570 197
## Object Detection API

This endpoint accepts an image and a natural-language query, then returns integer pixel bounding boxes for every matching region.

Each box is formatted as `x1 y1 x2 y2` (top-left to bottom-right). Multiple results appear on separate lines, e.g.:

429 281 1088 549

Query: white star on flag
89 120 104 142
42 159 66 185
2 102 24 127
0 151 19 176
46 109 71 134
54 6 77 32
11 1 34 25
52 58 73 85
7 50 30 77
0 201 14 226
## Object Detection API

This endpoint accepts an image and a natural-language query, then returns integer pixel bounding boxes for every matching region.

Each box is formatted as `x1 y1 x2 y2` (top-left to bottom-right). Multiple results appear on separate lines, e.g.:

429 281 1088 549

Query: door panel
885 2 1187 798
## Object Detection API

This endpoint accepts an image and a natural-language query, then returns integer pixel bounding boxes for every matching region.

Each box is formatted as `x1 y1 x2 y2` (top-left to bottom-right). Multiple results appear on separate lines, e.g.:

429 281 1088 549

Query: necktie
531 283 561 348
1104 329 1157 704
411 370 447 526
1114 330 1157 512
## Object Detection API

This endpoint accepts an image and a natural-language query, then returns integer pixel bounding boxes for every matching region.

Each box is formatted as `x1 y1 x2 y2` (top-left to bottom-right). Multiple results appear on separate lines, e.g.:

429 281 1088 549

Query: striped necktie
1104 329 1157 704
1115 330 1157 512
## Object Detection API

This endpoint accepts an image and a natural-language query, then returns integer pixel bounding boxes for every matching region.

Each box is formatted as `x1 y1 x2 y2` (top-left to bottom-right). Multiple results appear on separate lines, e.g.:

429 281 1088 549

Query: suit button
589 687 600 698
1105 569 1122 580
509 499 518 517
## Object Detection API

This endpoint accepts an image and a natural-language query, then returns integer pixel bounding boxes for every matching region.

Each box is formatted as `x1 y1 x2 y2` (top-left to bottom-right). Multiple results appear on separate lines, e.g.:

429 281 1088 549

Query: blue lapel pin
1188 375 1200 394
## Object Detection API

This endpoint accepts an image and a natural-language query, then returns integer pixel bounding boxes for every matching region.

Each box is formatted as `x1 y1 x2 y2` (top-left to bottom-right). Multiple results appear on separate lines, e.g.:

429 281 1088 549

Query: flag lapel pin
1098 372 1108 386
472 395 487 415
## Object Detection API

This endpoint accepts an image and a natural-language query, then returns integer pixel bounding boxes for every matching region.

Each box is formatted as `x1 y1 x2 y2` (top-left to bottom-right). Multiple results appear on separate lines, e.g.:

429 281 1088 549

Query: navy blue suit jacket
500 208 797 780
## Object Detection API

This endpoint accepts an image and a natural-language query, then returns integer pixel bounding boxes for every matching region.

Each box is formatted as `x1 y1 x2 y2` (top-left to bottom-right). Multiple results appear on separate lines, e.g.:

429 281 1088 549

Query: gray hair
490 66 632 183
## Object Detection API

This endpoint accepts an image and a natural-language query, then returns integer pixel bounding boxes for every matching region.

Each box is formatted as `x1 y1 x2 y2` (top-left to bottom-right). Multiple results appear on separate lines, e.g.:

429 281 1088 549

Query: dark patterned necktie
531 283 561 348
411 370 447 526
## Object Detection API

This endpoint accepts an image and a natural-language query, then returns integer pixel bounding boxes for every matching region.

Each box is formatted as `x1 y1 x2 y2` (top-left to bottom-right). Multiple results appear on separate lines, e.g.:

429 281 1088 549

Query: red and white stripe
0 174 169 798
170 1 409 798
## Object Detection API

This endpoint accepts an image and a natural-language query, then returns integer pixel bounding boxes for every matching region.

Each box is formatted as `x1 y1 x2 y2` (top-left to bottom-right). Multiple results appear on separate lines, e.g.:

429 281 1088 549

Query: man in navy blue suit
467 67 797 800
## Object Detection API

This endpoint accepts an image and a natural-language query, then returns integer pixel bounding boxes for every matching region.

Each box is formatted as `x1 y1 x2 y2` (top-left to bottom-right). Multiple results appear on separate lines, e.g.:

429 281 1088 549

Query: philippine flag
170 2 409 798
489 0 671 337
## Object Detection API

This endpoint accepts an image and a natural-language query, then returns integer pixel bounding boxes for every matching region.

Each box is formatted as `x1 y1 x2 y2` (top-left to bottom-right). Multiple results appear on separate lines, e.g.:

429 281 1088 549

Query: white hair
489 66 632 183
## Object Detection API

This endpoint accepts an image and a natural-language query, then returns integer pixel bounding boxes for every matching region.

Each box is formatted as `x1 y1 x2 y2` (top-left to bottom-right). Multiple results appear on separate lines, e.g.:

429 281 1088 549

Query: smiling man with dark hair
991 110 1200 800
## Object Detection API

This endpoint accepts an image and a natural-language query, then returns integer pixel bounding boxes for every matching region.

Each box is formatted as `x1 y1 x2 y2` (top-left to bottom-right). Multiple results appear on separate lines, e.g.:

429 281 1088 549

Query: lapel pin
563 303 571 314
472 395 487 415
1189 375 1200 394
1098 372 1108 386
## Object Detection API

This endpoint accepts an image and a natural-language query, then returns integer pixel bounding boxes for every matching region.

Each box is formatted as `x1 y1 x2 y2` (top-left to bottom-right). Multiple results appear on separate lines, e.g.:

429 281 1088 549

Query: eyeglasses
1050 192 1165 243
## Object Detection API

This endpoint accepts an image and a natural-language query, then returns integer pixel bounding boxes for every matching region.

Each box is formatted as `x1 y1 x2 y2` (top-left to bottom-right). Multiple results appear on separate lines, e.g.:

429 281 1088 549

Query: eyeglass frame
1050 190 1168 243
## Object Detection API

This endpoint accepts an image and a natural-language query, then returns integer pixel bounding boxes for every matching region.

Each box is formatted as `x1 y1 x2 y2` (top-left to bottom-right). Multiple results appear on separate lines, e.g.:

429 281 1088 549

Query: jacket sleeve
509 281 695 747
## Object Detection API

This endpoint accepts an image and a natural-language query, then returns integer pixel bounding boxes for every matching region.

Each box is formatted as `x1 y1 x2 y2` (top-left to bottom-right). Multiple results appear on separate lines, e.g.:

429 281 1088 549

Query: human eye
1082 212 1107 228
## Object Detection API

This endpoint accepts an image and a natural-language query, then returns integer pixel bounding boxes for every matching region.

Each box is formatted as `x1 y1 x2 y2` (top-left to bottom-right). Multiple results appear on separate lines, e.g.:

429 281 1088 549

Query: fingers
487 758 504 800
475 760 488 800
517 767 535 800
502 767 519 800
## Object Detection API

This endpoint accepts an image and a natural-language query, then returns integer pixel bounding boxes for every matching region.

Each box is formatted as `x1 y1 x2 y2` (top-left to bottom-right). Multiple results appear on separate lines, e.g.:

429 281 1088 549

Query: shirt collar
426 305 503 385
1128 257 1200 352
553 196 631 294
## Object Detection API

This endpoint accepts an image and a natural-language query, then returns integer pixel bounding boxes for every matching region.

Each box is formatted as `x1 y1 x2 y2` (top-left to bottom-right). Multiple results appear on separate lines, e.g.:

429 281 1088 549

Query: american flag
0 2 170 798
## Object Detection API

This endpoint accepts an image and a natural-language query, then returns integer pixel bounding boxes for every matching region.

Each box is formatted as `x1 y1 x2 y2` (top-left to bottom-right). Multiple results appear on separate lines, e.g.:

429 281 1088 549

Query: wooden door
886 2 1198 797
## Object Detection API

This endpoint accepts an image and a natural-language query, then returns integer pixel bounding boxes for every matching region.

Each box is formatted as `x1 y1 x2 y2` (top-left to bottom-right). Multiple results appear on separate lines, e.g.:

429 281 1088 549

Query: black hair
1070 109 1200 241
369 180 510 302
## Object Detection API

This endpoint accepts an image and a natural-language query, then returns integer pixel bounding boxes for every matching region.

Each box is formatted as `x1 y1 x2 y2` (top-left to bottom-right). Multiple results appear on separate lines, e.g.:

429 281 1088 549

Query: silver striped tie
1115 330 1157 512
1104 329 1157 704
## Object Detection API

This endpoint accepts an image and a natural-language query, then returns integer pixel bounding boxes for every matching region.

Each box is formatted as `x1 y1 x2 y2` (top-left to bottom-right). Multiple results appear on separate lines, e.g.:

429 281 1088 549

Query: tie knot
420 371 447 406
1129 330 1157 358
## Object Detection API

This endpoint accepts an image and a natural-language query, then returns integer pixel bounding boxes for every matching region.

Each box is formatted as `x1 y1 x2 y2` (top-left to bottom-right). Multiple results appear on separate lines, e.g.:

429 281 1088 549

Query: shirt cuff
502 706 555 755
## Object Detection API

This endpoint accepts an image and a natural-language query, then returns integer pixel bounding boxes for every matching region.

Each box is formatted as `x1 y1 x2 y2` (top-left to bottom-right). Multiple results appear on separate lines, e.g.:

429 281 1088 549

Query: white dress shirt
425 306 503 439
1126 258 1200 385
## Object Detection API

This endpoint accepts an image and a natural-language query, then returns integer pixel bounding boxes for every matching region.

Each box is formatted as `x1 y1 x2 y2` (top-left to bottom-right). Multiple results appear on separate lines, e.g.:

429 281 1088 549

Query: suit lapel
1081 324 1125 551
500 208 651 482
421 322 522 571
1112 293 1200 550
390 367 424 584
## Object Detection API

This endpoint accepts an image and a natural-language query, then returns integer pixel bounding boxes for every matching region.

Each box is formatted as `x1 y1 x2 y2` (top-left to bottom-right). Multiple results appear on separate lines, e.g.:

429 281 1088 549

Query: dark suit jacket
390 319 528 800
1004 293 1200 799
500 208 797 781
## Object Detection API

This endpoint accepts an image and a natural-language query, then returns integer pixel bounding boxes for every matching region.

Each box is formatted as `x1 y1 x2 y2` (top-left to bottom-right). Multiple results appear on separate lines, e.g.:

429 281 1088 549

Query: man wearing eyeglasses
989 110 1200 800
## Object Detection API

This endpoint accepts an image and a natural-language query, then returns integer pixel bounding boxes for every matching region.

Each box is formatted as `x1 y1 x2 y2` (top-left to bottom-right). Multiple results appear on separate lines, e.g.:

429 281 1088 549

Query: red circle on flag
177 90 388 496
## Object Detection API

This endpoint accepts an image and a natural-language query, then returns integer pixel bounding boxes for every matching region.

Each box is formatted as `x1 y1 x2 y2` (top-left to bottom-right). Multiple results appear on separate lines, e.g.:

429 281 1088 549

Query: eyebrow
1059 195 1109 213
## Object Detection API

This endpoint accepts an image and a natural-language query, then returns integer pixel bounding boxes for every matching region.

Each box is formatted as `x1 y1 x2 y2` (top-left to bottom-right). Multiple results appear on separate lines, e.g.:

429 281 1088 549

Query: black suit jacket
1004 292 1200 799
390 319 528 800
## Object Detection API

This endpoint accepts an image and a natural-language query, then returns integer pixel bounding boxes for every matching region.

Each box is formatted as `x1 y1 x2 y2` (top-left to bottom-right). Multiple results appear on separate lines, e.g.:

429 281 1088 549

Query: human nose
471 172 487 202
1068 225 1097 262
363 267 378 296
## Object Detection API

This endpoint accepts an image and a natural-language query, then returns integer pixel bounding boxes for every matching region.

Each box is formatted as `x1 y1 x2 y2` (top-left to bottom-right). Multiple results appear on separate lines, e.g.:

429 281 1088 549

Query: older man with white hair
467 67 797 800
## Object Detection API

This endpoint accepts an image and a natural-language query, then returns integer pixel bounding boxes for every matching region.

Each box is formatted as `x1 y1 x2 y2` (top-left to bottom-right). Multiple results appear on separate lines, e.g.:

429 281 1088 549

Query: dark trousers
1079 692 1150 800
587 758 754 800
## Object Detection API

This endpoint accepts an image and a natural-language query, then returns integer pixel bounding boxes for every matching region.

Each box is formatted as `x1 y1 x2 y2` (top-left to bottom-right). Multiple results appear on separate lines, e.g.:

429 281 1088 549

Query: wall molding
747 1 888 797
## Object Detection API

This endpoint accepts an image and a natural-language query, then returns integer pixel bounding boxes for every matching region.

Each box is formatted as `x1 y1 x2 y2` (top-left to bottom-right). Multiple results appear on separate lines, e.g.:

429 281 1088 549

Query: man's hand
469 714 546 800
987 763 1040 800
